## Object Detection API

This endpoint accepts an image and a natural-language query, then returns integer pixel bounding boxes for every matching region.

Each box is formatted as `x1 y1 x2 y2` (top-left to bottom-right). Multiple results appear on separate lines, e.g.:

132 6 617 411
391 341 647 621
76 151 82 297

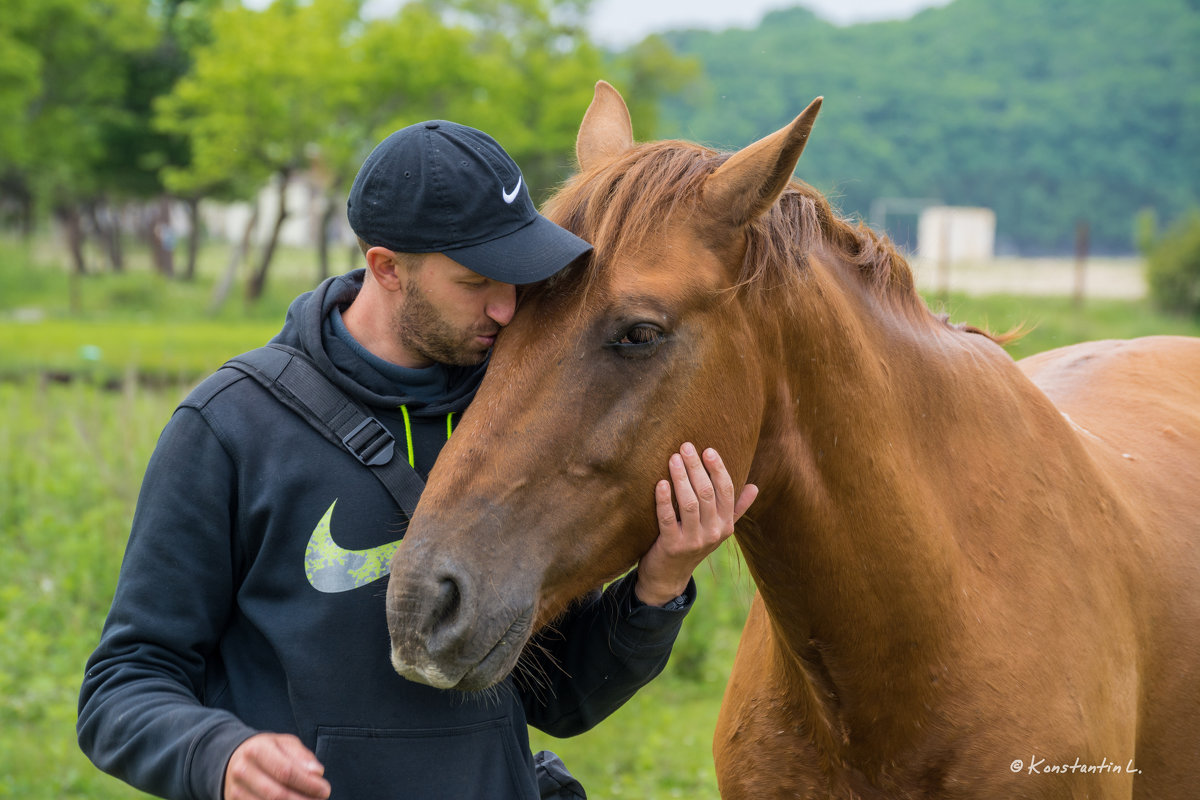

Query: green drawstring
399 405 454 469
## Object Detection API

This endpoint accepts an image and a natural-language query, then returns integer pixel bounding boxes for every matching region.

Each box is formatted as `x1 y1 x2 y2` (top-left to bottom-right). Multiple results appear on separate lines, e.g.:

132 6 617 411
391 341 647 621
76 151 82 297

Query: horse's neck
737 257 1062 753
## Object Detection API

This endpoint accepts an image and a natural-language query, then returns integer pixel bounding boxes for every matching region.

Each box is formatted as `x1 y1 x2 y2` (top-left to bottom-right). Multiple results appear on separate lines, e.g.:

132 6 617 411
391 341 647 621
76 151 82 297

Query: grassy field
2 234 1198 799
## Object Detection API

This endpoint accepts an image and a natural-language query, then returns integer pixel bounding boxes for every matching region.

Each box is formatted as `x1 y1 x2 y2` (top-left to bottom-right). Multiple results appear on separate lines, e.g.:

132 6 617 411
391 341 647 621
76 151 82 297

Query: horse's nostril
432 576 462 630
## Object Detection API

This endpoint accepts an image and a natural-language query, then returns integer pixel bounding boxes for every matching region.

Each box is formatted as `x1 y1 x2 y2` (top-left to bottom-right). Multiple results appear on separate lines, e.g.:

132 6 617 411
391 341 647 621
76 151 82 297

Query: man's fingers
669 451 700 519
271 734 324 776
226 734 330 800
655 479 679 531
734 483 759 520
702 447 736 507
271 738 329 799
679 442 716 507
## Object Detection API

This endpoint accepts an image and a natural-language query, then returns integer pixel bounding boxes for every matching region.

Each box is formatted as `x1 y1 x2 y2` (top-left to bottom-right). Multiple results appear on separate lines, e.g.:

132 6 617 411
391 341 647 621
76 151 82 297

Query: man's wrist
633 577 690 608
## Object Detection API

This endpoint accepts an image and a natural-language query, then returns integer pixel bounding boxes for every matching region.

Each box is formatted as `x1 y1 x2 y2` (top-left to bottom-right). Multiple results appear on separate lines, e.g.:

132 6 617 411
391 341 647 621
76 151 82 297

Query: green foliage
156 0 365 198
0 0 159 205
399 0 607 197
0 380 168 799
608 35 703 143
2 0 701 296
656 0 1200 255
1143 210 1200 318
141 0 696 293
151 0 666 206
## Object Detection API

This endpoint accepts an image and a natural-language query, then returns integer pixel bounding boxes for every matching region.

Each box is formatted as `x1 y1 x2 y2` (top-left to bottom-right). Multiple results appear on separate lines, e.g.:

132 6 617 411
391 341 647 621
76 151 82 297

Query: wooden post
1073 220 1089 308
938 211 951 300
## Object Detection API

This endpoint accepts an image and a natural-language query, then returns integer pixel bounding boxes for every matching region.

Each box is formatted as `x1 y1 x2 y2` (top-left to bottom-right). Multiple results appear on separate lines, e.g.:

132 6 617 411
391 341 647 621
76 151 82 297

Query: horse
385 81 1200 798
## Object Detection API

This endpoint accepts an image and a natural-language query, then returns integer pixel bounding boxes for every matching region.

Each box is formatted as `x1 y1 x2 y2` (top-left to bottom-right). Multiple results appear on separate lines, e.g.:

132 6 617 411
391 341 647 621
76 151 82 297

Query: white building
917 206 996 264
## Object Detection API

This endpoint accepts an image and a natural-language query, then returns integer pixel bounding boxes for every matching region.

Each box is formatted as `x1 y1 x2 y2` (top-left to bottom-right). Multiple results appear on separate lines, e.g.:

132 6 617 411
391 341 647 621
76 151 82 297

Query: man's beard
395 279 494 367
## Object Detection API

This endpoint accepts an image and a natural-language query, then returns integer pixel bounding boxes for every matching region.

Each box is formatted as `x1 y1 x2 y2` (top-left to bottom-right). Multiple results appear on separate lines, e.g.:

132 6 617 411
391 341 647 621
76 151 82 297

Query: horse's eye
605 323 666 359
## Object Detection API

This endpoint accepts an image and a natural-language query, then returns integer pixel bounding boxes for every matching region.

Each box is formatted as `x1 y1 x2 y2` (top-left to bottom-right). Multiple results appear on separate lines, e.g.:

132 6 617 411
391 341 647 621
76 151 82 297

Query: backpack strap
222 343 425 516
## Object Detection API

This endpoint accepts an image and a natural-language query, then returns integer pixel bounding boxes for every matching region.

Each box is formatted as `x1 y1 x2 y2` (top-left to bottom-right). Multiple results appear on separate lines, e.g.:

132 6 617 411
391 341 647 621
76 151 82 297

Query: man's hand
635 443 759 607
224 733 331 800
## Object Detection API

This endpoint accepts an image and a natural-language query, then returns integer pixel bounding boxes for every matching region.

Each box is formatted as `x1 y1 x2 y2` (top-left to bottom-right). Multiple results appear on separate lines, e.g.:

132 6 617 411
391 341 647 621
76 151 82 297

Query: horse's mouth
389 606 534 692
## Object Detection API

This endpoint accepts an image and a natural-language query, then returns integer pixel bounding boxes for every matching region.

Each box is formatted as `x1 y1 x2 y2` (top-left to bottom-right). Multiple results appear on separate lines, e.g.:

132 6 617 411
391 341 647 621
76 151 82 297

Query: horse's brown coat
386 82 1200 798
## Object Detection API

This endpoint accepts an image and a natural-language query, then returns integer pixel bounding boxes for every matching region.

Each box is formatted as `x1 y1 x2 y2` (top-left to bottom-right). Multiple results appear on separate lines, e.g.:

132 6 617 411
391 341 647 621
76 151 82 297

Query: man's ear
364 246 405 292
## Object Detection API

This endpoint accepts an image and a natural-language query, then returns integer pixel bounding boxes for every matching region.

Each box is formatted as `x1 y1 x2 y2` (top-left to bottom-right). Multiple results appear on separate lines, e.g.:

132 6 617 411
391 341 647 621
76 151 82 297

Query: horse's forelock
538 140 720 297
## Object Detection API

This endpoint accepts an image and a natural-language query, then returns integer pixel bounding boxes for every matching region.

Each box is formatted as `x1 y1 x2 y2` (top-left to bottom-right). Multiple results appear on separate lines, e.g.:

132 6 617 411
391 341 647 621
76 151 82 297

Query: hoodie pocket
315 718 536 800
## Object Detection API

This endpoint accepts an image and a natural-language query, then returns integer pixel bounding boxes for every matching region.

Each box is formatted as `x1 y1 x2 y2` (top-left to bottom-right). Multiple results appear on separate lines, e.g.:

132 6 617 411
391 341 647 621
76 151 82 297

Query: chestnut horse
386 82 1200 798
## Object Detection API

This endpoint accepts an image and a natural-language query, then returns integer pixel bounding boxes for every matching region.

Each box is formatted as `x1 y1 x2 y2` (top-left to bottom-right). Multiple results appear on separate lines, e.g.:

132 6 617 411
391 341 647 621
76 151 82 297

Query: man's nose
486 283 517 327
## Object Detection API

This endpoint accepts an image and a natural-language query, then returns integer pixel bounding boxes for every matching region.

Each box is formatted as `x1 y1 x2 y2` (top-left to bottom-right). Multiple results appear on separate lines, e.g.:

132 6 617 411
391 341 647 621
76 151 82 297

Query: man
78 120 757 800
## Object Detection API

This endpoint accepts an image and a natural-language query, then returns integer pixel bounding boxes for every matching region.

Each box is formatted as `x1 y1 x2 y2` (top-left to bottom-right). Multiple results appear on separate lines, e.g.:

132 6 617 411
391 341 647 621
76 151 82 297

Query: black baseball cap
347 121 592 284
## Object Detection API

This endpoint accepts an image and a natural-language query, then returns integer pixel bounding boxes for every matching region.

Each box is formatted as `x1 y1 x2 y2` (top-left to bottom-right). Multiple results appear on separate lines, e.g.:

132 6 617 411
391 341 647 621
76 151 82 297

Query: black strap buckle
342 417 395 466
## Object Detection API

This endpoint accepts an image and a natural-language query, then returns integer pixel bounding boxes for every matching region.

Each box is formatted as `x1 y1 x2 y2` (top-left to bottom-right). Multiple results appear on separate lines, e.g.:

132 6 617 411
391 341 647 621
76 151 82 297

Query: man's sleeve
77 406 257 800
520 568 696 737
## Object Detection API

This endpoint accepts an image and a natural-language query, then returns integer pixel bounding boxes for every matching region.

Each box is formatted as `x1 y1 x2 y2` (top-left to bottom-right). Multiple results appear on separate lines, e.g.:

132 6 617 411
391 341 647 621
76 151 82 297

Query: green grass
2 234 1198 798
0 318 280 384
0 380 169 799
931 292 1200 360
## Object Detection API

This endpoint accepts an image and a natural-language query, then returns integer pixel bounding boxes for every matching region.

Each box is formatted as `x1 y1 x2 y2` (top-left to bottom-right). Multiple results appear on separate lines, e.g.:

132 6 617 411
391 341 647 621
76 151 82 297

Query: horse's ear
576 80 634 171
702 97 823 228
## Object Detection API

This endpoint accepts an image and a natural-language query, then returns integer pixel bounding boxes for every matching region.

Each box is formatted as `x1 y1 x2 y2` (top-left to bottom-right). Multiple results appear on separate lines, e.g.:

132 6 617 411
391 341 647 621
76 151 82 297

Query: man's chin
441 346 490 367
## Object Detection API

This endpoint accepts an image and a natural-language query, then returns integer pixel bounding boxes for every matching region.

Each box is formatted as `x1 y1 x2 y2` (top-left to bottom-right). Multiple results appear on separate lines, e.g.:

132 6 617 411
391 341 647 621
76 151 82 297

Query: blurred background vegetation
2 0 1199 798
660 0 1200 256
1 0 1197 294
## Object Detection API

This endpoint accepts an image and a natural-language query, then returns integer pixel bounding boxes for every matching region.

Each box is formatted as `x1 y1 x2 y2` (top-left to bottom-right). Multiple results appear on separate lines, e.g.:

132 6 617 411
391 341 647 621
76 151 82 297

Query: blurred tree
92 0 217 277
0 0 158 274
0 1 43 235
418 0 605 198
606 35 701 143
1 0 694 292
304 2 483 282
157 0 367 300
415 0 699 195
157 0 696 297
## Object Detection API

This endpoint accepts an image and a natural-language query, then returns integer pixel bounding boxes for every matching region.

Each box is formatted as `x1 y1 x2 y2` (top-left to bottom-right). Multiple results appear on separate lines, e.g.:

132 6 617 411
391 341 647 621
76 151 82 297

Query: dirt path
909 256 1146 299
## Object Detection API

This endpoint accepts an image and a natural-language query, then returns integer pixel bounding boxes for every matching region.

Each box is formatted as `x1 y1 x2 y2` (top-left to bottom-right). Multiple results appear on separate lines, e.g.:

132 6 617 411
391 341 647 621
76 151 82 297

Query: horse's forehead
600 227 728 302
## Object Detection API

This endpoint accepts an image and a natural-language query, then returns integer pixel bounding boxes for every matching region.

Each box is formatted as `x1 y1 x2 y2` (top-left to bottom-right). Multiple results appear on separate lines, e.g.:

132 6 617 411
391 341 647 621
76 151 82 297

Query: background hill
654 0 1200 254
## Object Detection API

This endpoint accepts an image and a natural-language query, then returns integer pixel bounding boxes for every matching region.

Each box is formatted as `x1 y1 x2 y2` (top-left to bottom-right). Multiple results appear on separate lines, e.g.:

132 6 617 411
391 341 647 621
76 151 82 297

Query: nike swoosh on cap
502 176 522 204
305 499 402 593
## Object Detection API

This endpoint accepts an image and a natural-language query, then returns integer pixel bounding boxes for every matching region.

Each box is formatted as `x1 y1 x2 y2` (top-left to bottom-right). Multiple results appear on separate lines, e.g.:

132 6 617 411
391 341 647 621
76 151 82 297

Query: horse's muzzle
386 546 534 691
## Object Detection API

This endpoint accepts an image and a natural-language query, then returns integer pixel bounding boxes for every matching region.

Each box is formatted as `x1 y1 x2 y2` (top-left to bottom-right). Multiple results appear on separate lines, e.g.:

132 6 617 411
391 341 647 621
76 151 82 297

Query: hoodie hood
270 269 485 417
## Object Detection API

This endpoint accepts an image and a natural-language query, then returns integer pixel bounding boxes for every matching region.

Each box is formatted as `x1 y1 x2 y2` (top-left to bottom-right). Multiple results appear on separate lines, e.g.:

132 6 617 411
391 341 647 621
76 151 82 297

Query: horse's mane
541 138 1005 341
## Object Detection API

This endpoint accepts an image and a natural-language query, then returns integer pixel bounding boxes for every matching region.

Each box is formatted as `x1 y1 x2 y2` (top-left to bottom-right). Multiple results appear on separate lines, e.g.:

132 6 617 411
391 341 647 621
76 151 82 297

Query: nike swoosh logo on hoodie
305 499 402 593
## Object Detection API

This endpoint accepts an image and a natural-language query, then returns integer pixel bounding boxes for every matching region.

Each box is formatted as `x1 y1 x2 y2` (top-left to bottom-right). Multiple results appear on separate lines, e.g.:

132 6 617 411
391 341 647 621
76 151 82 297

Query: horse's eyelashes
623 324 661 345
604 323 666 359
